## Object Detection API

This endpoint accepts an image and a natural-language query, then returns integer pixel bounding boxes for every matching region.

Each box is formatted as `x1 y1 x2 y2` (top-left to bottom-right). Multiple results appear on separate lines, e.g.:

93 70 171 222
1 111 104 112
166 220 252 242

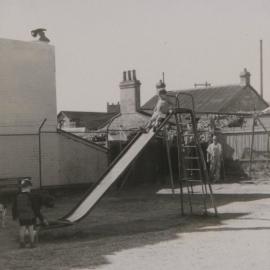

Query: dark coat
12 191 54 224
12 192 35 221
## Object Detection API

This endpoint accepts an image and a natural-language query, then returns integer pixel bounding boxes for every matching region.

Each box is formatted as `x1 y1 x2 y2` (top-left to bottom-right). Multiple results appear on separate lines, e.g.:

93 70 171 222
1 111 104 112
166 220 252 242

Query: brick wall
120 85 141 114
119 70 141 114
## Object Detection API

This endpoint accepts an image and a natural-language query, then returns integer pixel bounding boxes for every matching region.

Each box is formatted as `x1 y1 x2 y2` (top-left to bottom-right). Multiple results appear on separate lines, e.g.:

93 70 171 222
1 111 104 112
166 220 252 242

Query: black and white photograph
0 1 270 269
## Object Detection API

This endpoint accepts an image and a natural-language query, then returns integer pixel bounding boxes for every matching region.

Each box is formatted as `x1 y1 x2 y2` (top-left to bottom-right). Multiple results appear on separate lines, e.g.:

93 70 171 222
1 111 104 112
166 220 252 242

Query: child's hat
20 178 32 188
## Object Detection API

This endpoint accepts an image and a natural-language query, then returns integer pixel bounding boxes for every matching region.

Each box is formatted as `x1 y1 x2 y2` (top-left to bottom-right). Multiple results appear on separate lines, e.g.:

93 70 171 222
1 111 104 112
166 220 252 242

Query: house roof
58 111 117 130
141 85 266 113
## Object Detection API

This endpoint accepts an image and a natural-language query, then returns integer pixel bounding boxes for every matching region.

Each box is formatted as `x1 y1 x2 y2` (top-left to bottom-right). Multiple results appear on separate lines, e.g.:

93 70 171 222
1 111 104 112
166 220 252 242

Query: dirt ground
1 180 270 270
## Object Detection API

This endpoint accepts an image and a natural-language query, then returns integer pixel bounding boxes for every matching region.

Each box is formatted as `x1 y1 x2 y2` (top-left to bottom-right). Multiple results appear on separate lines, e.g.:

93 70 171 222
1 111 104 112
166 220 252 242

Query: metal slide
61 129 156 223
42 115 171 229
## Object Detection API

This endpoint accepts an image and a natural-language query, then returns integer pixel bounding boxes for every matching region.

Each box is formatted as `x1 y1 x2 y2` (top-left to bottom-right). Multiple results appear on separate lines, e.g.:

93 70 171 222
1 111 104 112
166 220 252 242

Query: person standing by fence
200 133 211 173
207 135 222 182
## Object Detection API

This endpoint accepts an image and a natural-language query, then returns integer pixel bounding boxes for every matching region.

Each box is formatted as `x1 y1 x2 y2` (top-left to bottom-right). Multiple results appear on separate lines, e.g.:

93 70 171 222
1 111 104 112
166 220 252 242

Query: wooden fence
219 129 270 161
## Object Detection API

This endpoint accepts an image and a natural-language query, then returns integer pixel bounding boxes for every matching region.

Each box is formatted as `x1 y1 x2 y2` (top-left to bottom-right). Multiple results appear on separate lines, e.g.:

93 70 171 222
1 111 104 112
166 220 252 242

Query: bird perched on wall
31 28 50 43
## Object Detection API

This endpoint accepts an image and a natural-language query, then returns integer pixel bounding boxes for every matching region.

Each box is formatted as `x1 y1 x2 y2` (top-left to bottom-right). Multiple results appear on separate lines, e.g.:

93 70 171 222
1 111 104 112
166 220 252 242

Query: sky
0 0 270 112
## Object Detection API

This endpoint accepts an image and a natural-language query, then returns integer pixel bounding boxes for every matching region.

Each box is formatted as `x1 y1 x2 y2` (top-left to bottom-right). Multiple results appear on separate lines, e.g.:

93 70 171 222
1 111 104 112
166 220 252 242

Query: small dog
0 203 7 228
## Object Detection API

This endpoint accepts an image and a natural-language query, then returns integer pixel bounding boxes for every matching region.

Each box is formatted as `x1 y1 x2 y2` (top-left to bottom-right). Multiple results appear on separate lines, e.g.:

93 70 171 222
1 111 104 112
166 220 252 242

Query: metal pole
174 114 184 215
260 39 263 98
164 126 175 195
267 134 270 168
106 113 121 164
249 115 256 177
256 116 268 132
38 118 47 189
256 116 270 168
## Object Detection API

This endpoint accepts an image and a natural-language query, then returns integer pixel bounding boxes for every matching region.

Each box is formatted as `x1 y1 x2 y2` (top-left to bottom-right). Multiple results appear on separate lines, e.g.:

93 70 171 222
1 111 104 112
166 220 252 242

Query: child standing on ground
207 135 223 182
12 178 36 248
143 80 173 132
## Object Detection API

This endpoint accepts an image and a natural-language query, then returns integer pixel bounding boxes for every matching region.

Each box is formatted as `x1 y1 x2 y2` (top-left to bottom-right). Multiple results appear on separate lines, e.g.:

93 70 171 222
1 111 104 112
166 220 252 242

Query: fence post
38 118 47 189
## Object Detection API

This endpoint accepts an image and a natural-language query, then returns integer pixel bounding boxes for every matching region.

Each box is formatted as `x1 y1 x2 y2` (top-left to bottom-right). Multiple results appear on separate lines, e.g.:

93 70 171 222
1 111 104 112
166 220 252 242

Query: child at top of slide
143 80 174 132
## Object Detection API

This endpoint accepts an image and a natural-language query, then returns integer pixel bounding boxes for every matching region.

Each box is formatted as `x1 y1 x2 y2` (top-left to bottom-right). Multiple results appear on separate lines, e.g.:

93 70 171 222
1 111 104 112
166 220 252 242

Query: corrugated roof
59 111 117 130
141 85 244 113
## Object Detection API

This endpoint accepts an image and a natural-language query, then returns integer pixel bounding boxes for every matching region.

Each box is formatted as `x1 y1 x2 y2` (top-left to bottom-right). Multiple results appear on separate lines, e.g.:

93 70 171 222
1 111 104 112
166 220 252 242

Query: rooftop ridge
168 84 241 92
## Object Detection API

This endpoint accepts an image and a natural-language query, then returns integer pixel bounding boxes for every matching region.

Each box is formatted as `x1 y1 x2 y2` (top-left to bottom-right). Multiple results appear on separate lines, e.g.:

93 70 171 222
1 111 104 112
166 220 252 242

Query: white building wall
0 38 57 134
0 38 108 187
0 135 39 185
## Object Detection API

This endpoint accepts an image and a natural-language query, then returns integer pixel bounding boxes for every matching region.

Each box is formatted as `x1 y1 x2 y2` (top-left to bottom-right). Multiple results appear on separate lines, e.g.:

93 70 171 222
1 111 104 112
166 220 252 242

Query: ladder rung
177 122 189 125
183 179 203 182
182 133 195 136
184 157 199 160
185 168 200 171
182 145 197 148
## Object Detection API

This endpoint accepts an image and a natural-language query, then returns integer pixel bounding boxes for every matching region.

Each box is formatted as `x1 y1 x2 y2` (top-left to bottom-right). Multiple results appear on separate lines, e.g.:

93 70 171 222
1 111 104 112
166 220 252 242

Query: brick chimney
119 70 141 114
240 68 251 87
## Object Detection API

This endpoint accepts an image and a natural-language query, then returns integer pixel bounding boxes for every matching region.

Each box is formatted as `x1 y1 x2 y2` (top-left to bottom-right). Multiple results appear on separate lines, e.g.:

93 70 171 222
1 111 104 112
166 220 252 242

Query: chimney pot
128 70 132 80
240 68 251 87
123 71 127 81
132 70 137 81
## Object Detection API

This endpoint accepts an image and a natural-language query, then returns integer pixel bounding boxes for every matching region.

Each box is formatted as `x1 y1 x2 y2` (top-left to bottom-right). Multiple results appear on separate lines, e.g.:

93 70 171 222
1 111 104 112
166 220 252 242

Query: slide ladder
174 108 217 215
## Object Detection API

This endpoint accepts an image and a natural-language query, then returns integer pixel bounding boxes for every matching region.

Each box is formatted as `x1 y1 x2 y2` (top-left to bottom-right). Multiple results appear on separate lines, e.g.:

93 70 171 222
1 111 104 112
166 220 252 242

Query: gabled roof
58 111 117 130
141 85 267 113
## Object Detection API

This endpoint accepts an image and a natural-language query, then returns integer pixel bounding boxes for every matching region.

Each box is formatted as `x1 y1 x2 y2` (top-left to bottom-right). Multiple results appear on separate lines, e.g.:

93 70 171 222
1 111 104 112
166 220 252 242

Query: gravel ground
1 181 270 270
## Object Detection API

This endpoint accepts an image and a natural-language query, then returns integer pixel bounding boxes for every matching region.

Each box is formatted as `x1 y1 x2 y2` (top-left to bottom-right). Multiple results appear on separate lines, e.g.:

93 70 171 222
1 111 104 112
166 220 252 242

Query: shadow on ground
1 186 270 270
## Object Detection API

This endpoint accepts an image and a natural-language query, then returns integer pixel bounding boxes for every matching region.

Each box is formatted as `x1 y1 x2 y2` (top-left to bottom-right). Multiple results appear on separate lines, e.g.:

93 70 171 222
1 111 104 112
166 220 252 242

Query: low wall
58 131 108 186
0 132 108 188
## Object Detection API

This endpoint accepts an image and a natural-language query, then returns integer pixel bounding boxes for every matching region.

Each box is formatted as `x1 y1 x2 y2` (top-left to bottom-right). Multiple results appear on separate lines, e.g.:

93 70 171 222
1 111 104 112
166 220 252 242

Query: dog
0 203 7 228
